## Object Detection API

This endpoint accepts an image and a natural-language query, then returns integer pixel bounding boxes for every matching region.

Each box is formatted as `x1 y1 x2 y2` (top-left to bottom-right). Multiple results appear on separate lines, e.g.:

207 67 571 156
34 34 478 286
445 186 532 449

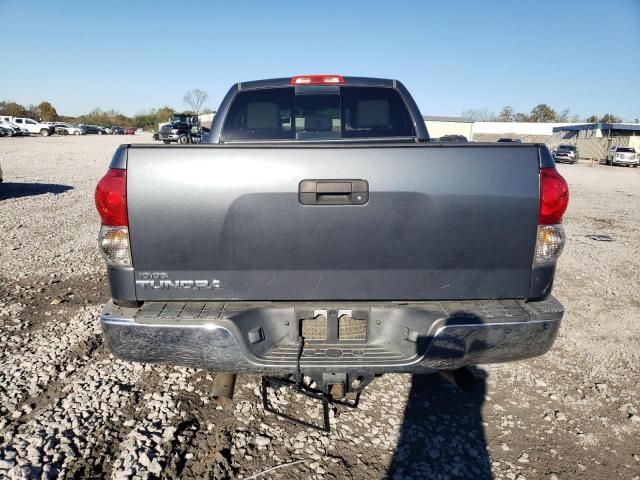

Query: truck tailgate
127 144 540 301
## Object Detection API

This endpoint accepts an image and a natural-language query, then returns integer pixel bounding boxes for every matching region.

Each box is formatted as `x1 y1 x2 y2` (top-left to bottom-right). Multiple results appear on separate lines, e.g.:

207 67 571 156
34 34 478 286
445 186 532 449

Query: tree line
1 97 634 128
0 90 213 130
462 104 634 124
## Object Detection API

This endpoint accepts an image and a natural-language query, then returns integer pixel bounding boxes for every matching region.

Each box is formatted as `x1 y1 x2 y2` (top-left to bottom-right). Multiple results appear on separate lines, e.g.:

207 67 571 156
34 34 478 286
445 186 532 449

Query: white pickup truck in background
0 116 55 136
605 146 638 167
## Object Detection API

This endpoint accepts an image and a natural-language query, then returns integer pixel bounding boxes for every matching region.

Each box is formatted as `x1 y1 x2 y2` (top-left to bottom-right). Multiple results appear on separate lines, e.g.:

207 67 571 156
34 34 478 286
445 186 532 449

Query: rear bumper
100 297 563 374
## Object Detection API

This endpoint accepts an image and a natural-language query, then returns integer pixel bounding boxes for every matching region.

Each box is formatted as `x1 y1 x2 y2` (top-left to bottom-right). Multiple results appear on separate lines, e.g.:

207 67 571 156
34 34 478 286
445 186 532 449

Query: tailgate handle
299 179 369 205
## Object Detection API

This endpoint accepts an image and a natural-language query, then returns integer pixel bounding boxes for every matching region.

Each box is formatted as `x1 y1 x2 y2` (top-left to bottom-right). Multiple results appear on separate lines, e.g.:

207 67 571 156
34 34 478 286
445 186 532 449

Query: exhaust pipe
212 373 237 404
439 367 478 394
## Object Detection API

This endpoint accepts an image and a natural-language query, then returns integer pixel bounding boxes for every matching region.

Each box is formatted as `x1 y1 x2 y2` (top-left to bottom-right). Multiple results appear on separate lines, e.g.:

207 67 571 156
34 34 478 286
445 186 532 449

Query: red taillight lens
95 168 127 226
539 167 569 225
290 74 345 85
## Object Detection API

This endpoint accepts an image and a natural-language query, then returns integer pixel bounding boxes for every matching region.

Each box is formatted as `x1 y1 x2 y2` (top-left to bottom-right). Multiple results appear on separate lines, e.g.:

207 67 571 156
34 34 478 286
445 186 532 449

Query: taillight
534 167 569 266
290 74 345 85
96 168 131 267
98 226 131 266
533 225 565 266
539 167 568 225
95 168 127 226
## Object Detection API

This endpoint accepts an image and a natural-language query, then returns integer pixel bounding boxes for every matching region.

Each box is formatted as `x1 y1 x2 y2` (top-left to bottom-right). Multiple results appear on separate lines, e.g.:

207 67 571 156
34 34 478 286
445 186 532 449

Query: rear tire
40 129 50 137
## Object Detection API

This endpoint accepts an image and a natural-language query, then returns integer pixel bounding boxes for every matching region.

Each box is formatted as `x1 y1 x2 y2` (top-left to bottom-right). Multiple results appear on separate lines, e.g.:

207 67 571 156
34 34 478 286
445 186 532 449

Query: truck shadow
386 369 491 479
0 182 73 201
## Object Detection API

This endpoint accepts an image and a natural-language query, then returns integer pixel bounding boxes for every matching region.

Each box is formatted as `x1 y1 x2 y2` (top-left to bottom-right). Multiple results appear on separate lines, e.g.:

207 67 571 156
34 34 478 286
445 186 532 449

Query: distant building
199 113 215 129
552 123 640 139
473 121 581 137
423 116 474 140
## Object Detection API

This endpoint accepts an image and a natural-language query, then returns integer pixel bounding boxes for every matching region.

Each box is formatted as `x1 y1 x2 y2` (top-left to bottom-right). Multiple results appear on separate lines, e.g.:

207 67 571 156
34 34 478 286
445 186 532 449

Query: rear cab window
220 86 415 142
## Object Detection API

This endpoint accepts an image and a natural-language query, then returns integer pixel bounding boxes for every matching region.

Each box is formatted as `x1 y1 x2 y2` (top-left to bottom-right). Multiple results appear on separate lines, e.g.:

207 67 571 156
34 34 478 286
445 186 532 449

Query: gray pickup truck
95 75 568 400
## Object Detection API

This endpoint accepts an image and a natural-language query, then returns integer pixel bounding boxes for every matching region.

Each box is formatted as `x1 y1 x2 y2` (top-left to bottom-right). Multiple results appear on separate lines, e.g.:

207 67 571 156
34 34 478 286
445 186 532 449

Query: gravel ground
0 134 638 480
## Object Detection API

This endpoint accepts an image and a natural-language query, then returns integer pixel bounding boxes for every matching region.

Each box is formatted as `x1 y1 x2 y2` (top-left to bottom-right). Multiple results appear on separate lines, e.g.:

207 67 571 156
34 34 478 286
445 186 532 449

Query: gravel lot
0 134 639 480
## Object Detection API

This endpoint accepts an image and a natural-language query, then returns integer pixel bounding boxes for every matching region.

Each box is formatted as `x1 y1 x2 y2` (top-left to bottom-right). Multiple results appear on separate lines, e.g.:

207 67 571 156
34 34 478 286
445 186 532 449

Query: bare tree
183 89 209 116
556 108 571 122
461 108 496 122
513 112 529 122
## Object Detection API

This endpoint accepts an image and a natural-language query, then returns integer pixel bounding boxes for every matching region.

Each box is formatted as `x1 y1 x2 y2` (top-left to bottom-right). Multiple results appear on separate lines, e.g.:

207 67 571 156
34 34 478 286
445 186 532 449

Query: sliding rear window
220 86 415 141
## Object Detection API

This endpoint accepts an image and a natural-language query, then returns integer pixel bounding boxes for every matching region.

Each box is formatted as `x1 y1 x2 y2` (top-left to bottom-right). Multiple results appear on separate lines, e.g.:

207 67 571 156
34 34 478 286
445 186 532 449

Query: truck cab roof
209 75 429 143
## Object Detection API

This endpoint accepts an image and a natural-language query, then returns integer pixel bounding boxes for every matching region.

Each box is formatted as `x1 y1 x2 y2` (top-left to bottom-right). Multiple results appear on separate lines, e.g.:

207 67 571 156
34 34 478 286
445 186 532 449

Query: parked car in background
101 127 113 134
0 116 54 136
0 125 12 137
124 128 135 135
553 144 579 164
497 138 522 143
48 122 84 135
439 134 468 142
81 125 103 135
111 126 124 135
0 120 28 136
606 146 638 167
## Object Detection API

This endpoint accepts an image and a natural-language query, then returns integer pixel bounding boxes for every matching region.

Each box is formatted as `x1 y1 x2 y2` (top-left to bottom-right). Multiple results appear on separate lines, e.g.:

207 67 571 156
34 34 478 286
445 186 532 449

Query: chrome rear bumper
100 297 563 374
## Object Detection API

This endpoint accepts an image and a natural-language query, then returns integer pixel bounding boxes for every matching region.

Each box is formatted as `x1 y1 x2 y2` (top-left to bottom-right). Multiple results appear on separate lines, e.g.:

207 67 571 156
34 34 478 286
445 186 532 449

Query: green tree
1 101 28 117
36 101 58 121
155 106 175 124
529 104 556 123
131 106 176 130
586 115 598 123
498 106 514 122
599 113 622 123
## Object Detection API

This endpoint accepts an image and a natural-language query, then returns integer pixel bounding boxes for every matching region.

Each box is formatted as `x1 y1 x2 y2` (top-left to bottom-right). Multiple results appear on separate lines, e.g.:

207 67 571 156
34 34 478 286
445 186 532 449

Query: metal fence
472 134 638 160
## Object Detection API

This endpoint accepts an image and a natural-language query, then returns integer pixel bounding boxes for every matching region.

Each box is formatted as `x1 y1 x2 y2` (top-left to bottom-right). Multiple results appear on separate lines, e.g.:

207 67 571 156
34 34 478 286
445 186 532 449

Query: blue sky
1 0 639 120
